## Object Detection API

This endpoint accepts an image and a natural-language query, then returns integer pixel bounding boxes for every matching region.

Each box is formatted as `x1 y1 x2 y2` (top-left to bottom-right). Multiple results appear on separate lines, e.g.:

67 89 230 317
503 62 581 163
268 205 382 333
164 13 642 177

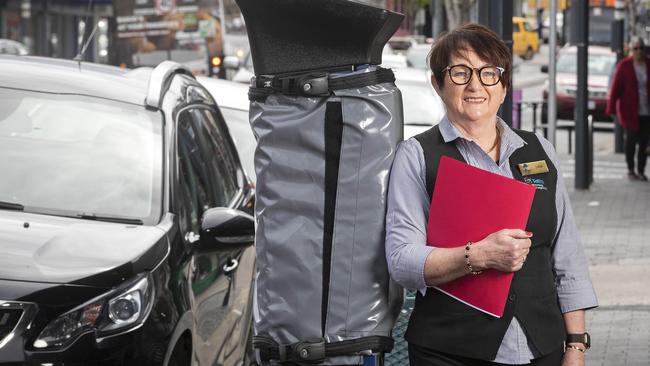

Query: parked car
541 45 616 123
381 45 445 138
405 43 431 70
0 39 28 55
0 55 256 366
512 16 540 60
229 51 254 84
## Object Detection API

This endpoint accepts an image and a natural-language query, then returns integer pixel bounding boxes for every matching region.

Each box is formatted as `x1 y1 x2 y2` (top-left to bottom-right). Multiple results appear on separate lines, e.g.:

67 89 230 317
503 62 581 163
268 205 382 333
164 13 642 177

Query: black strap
253 335 394 364
322 102 343 336
249 67 395 101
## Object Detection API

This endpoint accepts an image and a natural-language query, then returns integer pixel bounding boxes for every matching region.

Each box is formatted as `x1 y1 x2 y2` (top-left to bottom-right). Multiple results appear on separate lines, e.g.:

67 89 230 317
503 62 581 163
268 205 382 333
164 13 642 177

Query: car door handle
223 258 239 274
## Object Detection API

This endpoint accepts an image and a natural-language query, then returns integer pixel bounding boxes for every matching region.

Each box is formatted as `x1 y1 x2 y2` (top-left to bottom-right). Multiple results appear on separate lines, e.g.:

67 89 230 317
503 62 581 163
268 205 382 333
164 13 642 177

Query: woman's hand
562 347 585 366
473 229 532 272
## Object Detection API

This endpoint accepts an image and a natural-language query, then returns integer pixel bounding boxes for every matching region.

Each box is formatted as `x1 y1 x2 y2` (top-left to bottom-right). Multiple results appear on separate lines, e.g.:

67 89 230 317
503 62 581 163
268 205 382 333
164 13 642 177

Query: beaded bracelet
464 242 483 275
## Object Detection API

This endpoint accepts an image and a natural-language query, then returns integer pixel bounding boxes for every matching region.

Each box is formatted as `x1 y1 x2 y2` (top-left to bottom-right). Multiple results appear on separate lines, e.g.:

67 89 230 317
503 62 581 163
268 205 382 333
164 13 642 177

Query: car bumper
3 325 167 366
544 92 612 122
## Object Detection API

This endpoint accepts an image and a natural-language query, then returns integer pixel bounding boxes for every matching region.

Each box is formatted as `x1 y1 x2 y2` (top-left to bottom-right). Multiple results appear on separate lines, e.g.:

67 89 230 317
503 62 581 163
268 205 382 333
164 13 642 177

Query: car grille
0 307 23 345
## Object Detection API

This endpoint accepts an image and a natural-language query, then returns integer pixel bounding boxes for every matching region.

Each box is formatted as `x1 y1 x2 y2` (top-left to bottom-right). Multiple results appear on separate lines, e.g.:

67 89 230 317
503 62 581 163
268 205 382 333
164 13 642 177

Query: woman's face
432 49 507 126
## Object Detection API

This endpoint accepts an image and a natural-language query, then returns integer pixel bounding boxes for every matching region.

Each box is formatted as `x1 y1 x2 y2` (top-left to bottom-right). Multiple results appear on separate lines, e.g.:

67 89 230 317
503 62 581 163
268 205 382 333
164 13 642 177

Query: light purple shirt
385 116 598 364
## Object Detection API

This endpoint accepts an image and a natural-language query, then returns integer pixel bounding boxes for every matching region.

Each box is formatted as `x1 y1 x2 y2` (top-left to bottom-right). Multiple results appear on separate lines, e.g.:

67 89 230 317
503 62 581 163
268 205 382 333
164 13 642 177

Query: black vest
404 126 566 361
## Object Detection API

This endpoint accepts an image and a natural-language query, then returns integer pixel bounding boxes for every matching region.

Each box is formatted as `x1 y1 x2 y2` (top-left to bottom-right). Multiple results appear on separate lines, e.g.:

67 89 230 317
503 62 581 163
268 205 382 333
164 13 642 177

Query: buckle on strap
254 335 394 363
297 74 330 97
294 338 326 363
253 74 331 97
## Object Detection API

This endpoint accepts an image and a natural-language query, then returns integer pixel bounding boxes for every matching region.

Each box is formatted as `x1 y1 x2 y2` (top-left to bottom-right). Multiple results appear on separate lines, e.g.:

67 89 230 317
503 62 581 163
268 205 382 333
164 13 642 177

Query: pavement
385 132 650 365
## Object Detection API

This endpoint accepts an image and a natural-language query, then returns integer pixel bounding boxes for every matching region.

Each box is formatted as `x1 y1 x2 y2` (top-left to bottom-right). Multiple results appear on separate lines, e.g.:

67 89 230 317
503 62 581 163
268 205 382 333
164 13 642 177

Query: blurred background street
2 0 649 365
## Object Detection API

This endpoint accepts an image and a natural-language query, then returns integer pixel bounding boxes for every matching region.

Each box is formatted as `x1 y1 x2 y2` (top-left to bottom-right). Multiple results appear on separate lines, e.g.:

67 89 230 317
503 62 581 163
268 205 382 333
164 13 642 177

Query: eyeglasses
442 64 505 86
633 46 643 51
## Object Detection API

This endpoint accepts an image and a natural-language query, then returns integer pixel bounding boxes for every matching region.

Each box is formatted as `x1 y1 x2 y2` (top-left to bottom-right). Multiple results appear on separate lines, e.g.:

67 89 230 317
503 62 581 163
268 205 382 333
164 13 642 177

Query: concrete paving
385 133 650 365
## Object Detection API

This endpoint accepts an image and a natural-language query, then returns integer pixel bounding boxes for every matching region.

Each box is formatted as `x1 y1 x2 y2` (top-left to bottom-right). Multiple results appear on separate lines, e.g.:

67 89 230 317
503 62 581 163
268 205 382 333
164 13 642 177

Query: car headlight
32 273 155 349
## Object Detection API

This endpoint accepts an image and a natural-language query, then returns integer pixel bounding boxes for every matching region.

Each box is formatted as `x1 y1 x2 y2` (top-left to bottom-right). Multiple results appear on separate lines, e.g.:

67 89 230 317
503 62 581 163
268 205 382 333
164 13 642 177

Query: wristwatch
566 332 591 349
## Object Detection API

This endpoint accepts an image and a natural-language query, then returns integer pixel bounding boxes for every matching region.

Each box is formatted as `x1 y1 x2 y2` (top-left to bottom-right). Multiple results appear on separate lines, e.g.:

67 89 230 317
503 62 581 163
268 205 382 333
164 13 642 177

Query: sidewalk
563 151 650 366
385 134 650 365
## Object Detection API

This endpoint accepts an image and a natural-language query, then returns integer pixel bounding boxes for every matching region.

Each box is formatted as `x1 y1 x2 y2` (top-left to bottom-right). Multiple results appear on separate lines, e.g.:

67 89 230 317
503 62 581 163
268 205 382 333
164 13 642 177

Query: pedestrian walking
607 37 650 181
385 23 597 366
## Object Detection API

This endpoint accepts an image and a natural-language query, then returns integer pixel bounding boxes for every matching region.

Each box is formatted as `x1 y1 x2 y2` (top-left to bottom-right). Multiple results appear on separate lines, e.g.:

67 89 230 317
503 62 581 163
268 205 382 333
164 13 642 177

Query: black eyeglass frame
442 64 506 86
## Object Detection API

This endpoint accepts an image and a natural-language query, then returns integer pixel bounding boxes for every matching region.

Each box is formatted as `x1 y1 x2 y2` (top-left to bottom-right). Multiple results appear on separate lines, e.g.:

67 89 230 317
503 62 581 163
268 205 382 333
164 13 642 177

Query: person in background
607 37 650 181
385 23 597 366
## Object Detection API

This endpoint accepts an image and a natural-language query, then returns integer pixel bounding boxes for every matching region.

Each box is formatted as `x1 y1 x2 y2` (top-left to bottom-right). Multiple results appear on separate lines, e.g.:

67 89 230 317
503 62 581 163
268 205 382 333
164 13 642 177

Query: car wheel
168 333 192 366
524 47 534 61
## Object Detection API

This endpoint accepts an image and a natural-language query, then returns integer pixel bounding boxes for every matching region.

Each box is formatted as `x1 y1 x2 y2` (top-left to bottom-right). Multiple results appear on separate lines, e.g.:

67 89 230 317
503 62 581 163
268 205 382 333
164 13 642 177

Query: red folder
427 156 536 317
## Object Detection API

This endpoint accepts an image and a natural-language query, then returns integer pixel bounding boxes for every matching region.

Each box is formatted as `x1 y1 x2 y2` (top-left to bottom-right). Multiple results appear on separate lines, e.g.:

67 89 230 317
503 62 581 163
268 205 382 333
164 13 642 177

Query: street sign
199 19 216 38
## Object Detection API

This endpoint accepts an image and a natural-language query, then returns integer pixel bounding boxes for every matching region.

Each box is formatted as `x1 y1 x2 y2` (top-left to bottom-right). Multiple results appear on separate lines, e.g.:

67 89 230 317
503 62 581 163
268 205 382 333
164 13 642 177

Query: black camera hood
235 0 404 75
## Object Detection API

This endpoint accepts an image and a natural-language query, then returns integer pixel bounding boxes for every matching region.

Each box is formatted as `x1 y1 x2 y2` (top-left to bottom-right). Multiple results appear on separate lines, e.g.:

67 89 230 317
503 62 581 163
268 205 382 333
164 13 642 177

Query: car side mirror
540 65 549 73
223 56 241 70
199 207 254 250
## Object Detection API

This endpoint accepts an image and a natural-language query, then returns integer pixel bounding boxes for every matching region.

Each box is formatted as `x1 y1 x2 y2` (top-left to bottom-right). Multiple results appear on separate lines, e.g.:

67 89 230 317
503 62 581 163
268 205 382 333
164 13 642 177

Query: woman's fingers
499 228 533 239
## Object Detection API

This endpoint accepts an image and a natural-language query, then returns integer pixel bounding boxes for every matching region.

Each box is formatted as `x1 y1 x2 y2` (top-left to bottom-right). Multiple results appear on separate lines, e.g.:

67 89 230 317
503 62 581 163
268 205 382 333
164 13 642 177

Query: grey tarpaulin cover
237 0 405 364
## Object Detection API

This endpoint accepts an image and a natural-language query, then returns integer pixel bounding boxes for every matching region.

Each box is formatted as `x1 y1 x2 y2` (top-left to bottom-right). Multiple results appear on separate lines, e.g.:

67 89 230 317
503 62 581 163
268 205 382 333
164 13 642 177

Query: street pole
571 0 590 189
478 0 513 127
548 0 558 147
613 0 626 153
502 0 513 127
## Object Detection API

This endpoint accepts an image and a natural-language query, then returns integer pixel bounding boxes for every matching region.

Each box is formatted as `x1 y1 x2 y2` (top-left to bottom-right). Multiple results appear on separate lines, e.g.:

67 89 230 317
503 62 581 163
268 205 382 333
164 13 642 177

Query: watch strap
566 333 590 349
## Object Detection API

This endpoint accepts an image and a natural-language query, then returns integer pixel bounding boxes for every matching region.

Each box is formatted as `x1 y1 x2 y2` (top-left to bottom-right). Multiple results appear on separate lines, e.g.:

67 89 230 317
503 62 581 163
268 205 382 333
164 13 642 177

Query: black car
0 56 256 366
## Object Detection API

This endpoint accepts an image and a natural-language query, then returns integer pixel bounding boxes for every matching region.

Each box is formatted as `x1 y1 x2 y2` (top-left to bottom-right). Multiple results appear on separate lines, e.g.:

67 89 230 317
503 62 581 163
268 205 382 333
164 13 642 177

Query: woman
607 37 650 181
385 24 597 366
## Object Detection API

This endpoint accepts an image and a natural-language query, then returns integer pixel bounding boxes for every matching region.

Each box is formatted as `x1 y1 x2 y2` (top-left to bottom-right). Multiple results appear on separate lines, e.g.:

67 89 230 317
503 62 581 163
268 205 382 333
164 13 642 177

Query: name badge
518 160 549 176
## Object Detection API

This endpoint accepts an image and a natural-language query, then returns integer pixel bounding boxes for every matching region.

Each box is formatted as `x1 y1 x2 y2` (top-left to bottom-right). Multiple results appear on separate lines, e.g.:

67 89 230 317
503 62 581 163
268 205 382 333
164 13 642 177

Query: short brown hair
428 23 512 89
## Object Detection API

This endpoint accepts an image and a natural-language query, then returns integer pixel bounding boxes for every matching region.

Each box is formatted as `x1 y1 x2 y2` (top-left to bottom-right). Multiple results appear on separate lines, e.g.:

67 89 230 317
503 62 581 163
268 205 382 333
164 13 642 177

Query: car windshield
556 52 616 76
406 47 430 70
397 80 445 126
0 88 163 224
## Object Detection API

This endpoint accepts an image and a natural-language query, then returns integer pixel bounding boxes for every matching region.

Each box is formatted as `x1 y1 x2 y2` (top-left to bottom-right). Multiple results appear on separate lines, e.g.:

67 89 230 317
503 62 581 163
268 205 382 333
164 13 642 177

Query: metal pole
572 0 590 189
613 0 626 153
548 0 557 147
502 0 513 127
478 0 513 127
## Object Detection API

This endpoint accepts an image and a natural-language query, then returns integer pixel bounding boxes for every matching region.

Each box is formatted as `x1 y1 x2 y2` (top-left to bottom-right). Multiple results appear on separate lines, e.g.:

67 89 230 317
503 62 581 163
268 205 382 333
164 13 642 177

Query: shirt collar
438 115 526 150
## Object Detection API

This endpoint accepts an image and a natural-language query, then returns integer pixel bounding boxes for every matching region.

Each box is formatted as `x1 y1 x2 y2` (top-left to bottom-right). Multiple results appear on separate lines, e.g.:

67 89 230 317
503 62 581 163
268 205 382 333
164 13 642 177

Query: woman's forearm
423 246 472 286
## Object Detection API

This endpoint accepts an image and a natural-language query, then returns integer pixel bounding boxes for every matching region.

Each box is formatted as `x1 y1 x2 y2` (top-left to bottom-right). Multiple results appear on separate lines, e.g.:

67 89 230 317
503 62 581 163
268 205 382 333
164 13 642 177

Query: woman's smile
463 96 487 104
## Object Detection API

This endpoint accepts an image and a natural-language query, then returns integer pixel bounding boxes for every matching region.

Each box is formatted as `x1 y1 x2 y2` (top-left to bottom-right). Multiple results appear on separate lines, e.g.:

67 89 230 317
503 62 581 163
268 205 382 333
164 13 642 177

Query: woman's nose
466 70 483 90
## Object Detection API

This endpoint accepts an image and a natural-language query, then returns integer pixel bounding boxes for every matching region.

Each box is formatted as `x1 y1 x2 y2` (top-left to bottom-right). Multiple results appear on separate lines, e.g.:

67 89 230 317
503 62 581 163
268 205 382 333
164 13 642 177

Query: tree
624 0 650 44
444 0 476 30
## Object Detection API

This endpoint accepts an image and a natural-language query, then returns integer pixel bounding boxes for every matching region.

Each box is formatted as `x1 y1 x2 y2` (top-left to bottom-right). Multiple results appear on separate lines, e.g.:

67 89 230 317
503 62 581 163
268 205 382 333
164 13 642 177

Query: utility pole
478 0 513 127
547 0 558 147
571 0 590 189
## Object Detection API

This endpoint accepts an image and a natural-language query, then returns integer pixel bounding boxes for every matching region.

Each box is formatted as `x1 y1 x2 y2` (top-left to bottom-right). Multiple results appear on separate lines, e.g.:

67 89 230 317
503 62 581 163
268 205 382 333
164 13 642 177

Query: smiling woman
0 88 163 224
385 23 597 366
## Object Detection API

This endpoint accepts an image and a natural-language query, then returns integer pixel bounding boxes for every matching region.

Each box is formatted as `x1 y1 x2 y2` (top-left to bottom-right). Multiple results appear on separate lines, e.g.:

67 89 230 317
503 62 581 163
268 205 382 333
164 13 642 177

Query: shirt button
509 293 516 301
